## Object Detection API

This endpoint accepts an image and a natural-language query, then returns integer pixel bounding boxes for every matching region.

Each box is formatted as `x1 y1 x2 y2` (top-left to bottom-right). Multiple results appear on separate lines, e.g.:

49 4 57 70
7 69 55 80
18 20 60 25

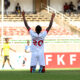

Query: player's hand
13 50 16 52
1 54 2 56
14 50 16 52
52 13 55 18
22 11 25 17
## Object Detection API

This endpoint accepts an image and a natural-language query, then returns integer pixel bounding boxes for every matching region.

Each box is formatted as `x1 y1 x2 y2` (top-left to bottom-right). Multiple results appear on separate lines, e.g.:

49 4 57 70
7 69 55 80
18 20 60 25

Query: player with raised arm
22 11 55 73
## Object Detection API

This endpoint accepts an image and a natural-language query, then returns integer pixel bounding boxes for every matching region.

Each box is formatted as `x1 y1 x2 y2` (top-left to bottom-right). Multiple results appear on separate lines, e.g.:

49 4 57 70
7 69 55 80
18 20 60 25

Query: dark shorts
4 56 9 62
78 6 80 10
23 60 25 64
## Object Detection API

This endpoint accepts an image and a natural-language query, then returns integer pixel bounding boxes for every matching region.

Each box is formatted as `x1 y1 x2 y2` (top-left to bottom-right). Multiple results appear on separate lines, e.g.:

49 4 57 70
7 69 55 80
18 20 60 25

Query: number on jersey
33 40 43 46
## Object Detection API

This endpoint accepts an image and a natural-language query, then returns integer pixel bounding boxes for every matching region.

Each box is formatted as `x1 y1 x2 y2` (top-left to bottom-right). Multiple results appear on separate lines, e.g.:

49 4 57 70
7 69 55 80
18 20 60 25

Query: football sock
10 65 13 69
39 66 45 73
39 66 43 72
42 66 45 73
30 66 36 73
2 64 4 68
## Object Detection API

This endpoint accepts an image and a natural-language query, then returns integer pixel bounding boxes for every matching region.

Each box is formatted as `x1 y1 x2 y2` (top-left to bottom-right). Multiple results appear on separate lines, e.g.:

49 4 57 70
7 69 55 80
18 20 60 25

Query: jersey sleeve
29 29 35 37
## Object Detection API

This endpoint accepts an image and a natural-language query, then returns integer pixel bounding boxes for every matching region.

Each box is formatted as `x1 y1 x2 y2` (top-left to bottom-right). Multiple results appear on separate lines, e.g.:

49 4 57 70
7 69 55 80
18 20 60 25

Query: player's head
27 40 29 46
5 38 9 43
35 25 42 34
17 3 19 5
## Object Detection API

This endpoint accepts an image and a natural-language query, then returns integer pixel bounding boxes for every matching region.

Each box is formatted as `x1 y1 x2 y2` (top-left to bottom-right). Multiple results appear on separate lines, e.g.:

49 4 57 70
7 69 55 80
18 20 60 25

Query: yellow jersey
3 43 10 56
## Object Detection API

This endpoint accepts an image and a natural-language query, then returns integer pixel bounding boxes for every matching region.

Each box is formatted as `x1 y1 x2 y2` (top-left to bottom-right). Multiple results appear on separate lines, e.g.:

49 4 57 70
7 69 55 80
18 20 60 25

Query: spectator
63 2 69 13
4 0 10 16
15 3 21 15
69 1 75 12
77 0 80 13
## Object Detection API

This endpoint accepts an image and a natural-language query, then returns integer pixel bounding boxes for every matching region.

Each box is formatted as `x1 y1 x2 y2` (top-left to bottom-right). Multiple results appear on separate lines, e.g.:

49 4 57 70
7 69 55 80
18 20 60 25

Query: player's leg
2 56 6 68
30 53 37 73
38 54 45 73
22 57 27 66
22 59 25 67
30 66 36 73
39 65 45 73
7 56 13 69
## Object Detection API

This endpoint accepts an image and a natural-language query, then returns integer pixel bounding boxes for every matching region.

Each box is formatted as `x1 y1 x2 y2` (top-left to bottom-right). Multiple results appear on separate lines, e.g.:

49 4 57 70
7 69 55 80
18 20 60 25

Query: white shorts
30 52 45 66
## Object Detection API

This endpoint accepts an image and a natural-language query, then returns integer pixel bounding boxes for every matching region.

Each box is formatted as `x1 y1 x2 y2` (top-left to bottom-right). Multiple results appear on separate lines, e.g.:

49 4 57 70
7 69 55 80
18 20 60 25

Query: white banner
0 52 32 69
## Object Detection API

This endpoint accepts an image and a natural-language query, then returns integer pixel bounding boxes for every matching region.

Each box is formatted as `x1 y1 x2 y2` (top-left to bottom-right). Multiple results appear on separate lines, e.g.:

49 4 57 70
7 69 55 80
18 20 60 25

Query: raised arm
46 13 55 32
22 11 30 30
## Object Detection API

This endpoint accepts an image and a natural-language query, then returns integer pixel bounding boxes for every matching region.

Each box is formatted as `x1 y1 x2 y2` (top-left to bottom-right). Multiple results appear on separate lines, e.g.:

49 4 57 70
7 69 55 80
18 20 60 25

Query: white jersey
29 29 48 53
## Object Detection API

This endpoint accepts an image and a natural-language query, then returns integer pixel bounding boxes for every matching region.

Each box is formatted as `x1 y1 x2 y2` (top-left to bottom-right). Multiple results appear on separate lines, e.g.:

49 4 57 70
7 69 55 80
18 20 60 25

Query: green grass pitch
0 69 80 80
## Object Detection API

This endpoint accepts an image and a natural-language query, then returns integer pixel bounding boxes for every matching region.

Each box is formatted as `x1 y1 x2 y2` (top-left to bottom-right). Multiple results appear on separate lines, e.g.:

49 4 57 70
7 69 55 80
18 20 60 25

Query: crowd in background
63 0 80 14
4 0 80 16
4 0 21 15
4 0 10 15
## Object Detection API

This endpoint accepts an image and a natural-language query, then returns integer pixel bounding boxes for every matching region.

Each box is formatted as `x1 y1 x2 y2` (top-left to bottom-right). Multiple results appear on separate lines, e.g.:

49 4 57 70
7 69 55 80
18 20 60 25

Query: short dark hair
5 38 8 41
35 25 42 34
17 3 19 5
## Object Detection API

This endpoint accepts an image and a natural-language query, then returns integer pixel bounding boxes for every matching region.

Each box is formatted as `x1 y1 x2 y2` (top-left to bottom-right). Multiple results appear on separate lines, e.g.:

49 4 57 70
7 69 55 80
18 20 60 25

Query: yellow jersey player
1 38 16 69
